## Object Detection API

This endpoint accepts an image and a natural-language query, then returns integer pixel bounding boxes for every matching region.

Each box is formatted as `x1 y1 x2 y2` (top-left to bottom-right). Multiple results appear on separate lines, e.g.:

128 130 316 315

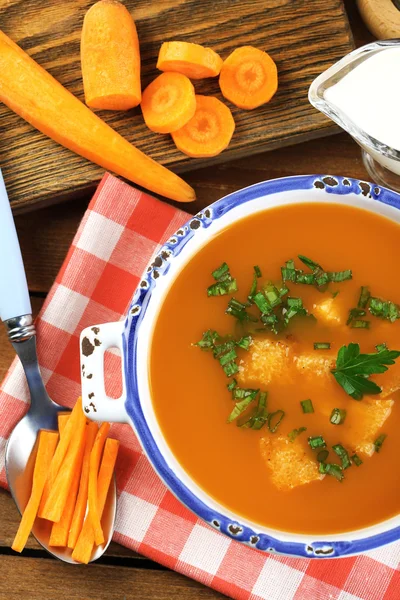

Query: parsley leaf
331 343 400 400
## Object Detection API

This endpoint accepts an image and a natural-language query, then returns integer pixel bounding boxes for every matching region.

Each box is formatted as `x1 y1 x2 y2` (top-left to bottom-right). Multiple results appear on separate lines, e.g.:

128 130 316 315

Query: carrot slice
12 431 59 553
0 30 195 203
88 423 111 545
157 42 223 79
171 95 235 158
58 413 70 436
157 41 223 79
141 73 196 134
38 399 83 516
40 404 87 522
72 438 119 564
49 425 87 546
219 46 278 110
67 421 98 549
81 0 141 110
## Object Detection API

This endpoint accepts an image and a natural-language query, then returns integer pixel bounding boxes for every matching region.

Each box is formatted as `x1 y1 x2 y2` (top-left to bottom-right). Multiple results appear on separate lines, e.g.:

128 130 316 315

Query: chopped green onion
351 454 363 466
219 349 237 366
227 396 256 423
236 336 252 350
298 255 322 271
288 427 307 442
253 292 272 315
254 265 262 278
212 263 230 280
213 340 236 358
308 435 326 450
261 313 280 334
328 270 352 282
319 462 344 482
267 410 285 433
207 279 238 297
315 271 330 288
332 444 351 469
281 259 297 282
226 298 258 322
317 449 329 463
374 433 387 453
227 379 237 391
346 308 366 326
330 408 347 425
375 343 387 352
195 329 220 350
296 272 316 285
238 391 269 430
223 361 239 377
264 284 282 309
232 387 259 400
358 286 370 309
301 399 314 414
369 297 400 322
283 297 307 326
332 290 340 298
279 285 290 297
248 266 262 302
314 342 331 350
350 320 370 329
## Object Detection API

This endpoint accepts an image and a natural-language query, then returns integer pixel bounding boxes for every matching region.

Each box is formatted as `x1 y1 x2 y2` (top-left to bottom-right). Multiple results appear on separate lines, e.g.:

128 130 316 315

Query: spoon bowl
0 170 116 563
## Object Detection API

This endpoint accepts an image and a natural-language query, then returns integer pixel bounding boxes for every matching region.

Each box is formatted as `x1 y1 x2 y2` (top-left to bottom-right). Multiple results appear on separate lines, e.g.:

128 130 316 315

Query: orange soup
150 203 400 534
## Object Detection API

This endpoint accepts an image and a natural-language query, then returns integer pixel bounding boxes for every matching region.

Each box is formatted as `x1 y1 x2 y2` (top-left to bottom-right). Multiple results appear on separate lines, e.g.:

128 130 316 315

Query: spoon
0 170 116 563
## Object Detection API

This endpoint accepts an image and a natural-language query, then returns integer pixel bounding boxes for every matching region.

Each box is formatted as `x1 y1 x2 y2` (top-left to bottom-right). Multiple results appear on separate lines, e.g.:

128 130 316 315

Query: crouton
313 297 342 324
294 353 336 381
238 338 293 386
344 398 394 457
259 435 324 491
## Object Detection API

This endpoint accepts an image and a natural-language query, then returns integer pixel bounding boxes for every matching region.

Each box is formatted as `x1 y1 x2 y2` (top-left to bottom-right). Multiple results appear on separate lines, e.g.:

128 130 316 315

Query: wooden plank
0 555 226 599
0 0 354 212
13 132 370 293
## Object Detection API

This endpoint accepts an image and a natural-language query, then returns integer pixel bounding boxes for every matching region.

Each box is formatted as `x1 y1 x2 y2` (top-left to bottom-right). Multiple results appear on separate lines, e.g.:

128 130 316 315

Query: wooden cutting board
0 0 354 213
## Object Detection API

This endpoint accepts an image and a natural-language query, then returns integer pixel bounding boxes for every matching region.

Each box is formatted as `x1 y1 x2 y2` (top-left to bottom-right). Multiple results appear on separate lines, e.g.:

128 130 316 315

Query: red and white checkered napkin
1 173 399 599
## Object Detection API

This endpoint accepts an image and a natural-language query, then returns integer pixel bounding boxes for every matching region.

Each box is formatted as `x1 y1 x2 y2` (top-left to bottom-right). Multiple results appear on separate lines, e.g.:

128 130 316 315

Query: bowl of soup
80 174 400 558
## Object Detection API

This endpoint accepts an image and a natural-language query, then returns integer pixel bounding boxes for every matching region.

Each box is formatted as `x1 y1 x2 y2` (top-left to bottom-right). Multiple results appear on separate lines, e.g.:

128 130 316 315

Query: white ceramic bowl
79 174 400 558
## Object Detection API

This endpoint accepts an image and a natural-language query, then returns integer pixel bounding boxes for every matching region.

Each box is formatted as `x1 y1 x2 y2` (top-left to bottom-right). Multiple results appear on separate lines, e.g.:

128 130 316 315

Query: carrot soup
150 202 400 534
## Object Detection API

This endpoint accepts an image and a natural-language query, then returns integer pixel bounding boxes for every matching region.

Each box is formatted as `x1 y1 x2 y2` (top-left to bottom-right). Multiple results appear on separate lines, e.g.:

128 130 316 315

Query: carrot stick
141 72 196 134
67 421 98 549
72 438 119 564
38 399 83 516
12 431 59 553
172 95 235 158
219 46 278 110
49 425 87 546
81 0 141 110
88 423 111 545
157 41 223 79
58 413 70 436
40 405 87 522
0 30 195 203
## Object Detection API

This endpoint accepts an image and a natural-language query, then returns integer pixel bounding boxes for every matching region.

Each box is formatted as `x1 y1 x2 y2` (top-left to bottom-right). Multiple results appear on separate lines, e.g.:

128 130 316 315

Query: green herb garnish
227 395 256 423
331 343 400 400
301 399 314 414
358 286 370 309
332 444 351 469
267 410 285 433
314 342 331 350
350 320 370 329
330 408 347 425
195 329 220 350
374 433 387 453
248 265 262 302
376 343 387 352
288 427 307 442
227 379 237 391
207 262 238 296
319 462 344 482
351 454 363 466
236 336 252 350
226 298 258 323
238 391 269 430
308 435 326 450
317 449 329 462
328 270 352 282
283 297 308 326
369 297 400 322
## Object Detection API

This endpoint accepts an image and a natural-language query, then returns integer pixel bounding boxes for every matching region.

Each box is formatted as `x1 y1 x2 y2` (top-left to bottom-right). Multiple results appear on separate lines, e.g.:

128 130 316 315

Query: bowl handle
79 321 128 423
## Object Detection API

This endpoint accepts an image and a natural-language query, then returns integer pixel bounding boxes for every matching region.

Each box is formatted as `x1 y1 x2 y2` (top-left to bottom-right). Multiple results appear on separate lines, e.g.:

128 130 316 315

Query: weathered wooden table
0 3 374 598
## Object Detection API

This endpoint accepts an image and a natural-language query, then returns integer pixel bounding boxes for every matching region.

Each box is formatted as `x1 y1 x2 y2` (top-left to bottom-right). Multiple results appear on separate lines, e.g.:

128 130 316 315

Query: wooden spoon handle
357 0 400 39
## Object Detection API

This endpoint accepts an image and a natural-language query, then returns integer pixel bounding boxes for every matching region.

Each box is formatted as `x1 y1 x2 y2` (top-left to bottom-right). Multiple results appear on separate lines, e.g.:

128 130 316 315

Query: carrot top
157 41 223 79
219 46 278 110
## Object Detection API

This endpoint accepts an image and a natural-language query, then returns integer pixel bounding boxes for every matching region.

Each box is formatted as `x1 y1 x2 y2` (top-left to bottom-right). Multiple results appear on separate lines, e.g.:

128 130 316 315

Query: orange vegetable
41 405 87 522
141 72 196 134
157 41 223 79
219 46 278 110
0 30 195 203
49 425 87 546
12 431 58 553
67 421 99 549
88 423 111 545
172 95 235 158
81 0 141 110
39 400 83 516
58 413 70 435
72 437 119 564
